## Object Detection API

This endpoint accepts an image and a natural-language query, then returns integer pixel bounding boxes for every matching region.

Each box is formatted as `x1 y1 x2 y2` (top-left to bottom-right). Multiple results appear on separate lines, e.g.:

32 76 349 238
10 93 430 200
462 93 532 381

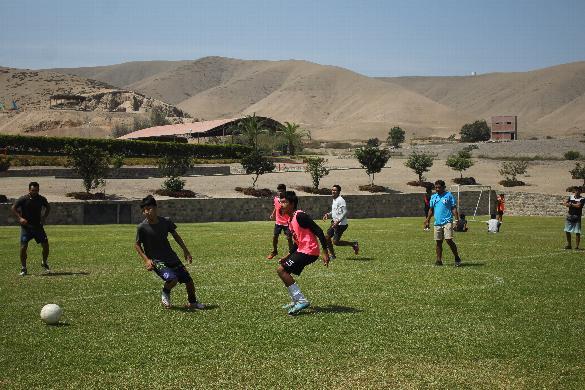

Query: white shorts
434 222 454 240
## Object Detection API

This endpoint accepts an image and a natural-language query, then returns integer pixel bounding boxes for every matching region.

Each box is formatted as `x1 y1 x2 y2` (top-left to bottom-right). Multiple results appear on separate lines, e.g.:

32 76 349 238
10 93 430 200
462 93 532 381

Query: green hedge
0 134 251 159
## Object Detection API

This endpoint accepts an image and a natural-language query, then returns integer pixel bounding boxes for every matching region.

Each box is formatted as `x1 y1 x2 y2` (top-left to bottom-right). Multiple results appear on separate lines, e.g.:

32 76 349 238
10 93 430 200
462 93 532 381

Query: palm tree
237 113 268 150
279 122 310 155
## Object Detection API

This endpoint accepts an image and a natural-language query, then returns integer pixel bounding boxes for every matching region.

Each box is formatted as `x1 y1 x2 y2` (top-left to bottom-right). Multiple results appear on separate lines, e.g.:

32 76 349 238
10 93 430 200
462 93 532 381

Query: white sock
287 283 307 303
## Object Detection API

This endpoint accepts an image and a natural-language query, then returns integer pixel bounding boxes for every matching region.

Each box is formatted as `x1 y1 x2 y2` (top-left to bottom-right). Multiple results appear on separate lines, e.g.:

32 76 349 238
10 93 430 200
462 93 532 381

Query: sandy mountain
382 61 585 136
0 67 189 136
49 60 192 90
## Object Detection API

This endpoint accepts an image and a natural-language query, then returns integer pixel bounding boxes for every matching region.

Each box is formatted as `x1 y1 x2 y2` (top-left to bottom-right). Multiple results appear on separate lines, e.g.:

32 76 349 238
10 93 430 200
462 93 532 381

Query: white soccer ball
40 304 63 325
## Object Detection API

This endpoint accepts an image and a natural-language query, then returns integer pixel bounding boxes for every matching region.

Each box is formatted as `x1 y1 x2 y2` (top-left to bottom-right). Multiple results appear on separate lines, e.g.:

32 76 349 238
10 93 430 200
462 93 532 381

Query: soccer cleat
564 245 572 250
352 241 360 255
185 302 205 310
288 301 310 315
161 290 171 308
19 268 27 277
41 262 51 274
434 260 443 266
329 254 336 260
266 252 277 260
282 301 295 310
455 259 462 267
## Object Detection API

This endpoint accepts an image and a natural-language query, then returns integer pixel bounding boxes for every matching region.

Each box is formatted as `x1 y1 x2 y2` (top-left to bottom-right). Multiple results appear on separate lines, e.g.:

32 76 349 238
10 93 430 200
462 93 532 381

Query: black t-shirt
567 195 585 217
135 217 181 266
14 194 49 227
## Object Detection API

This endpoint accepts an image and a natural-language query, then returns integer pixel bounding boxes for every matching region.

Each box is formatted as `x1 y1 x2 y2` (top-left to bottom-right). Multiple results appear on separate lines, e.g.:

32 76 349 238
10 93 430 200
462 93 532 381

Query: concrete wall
0 166 230 179
0 191 495 226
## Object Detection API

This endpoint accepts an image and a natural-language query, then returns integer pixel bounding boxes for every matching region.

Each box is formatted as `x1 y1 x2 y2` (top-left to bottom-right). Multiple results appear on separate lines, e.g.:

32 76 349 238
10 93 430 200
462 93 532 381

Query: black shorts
20 226 48 244
497 210 504 216
273 224 291 236
327 223 348 241
281 252 319 276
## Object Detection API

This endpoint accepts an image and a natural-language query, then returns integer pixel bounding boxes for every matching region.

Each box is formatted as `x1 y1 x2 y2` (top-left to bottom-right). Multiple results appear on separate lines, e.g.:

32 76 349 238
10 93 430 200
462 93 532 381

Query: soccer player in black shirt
134 195 204 310
11 182 51 276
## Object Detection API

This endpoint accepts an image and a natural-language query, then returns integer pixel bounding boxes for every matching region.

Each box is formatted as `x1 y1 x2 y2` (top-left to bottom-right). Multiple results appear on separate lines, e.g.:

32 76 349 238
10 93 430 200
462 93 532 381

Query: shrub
0 134 251 159
499 179 526 187
570 162 585 186
387 126 405 148
499 161 528 185
111 123 132 138
366 138 380 147
446 150 474 179
358 184 386 193
354 145 391 185
460 120 490 142
150 106 169 127
111 154 125 169
405 151 434 182
65 145 110 193
453 177 477 185
564 151 581 160
295 186 331 195
154 188 197 198
241 151 275 188
0 155 11 172
304 157 330 190
157 154 193 192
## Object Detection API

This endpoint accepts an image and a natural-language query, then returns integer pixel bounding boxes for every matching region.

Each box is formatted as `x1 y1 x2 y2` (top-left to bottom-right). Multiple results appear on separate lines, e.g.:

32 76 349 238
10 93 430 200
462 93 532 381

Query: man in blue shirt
423 180 462 266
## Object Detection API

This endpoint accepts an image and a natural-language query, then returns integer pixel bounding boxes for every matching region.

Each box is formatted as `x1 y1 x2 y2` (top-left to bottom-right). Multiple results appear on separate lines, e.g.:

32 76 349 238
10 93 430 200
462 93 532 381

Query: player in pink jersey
267 183 293 259
276 191 330 315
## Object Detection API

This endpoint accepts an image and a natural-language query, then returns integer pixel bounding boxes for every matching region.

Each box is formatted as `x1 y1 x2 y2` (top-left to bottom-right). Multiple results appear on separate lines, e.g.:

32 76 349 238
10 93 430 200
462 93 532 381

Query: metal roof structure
118 116 282 140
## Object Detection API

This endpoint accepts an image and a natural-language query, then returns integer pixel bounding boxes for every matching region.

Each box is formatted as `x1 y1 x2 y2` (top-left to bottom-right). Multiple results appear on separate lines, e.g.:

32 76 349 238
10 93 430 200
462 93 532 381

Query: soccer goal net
450 185 492 221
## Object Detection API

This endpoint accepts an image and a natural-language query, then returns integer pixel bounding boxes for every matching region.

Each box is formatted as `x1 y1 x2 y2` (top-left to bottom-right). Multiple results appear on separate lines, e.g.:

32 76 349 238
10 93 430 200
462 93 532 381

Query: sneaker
455 259 462 267
282 301 295 310
19 268 27 277
352 241 360 255
266 252 277 260
288 301 310 316
434 260 443 266
41 262 51 274
329 254 337 260
161 290 171 308
185 302 205 310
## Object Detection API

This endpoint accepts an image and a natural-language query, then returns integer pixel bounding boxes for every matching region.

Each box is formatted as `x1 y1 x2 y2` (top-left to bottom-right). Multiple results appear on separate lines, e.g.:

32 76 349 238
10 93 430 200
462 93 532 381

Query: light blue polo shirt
430 191 457 226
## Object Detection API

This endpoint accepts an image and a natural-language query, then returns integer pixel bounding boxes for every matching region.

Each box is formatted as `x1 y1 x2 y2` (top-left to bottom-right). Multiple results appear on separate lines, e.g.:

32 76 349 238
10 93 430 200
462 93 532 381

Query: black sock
162 287 171 295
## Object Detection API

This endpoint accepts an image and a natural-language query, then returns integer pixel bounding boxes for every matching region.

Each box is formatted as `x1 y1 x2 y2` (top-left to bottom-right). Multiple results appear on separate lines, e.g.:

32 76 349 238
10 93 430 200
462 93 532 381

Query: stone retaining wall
503 192 566 216
0 166 230 179
0 191 495 225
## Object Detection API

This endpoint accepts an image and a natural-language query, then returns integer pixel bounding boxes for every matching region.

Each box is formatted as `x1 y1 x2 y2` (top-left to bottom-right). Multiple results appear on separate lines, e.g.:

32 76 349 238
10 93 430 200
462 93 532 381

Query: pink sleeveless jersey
274 196 288 226
289 210 320 256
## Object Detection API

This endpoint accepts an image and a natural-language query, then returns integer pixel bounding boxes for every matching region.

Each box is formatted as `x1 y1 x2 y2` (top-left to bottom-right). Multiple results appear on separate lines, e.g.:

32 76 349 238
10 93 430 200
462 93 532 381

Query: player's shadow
170 303 220 312
304 304 362 315
48 322 71 327
457 262 485 267
40 271 90 277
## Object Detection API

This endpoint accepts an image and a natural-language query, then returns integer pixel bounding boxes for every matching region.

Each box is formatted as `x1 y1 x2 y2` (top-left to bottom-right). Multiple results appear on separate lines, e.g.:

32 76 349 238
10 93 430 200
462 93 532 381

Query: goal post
450 184 492 221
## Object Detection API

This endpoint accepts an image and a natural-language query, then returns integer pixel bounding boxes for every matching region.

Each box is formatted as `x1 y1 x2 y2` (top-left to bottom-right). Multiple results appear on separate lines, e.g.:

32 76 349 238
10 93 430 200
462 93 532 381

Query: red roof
119 118 241 139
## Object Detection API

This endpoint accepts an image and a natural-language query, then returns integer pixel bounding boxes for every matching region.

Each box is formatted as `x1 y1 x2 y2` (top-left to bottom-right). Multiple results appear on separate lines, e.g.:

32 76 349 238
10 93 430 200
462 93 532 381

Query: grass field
1 216 584 389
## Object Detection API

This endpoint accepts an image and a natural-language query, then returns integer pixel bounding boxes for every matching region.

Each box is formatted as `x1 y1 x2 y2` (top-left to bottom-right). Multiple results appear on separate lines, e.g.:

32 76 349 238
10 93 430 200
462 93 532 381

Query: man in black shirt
134 195 204 310
11 182 51 276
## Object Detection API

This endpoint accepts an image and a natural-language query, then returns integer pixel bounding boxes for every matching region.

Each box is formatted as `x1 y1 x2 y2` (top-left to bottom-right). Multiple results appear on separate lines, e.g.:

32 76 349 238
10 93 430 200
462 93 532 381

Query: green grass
0 217 584 389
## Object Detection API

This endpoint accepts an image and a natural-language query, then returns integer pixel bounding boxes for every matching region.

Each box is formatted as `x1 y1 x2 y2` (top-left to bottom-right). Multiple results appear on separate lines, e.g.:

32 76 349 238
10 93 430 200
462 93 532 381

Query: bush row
0 134 252 159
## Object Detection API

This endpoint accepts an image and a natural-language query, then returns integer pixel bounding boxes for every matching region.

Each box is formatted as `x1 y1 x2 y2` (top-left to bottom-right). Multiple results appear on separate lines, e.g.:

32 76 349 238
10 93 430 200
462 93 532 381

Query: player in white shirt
322 185 359 259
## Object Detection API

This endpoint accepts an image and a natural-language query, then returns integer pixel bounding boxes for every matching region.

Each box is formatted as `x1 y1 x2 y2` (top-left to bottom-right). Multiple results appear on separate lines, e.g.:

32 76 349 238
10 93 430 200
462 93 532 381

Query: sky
1 0 584 76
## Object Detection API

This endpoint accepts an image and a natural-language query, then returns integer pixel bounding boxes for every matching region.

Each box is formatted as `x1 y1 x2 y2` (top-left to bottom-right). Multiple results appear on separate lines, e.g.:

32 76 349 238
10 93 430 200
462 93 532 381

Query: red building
491 116 517 140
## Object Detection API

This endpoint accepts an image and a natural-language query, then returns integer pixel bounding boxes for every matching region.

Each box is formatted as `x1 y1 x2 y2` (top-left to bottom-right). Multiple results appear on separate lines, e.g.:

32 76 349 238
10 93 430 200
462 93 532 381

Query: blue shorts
274 224 290 236
327 223 348 241
565 219 582 234
20 226 48 245
153 262 193 284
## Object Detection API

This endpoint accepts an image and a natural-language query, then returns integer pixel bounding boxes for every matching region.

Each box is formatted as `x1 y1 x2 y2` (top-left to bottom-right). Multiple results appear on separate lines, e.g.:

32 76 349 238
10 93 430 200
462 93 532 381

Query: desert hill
4 57 585 140
49 57 472 139
381 61 585 136
0 67 189 136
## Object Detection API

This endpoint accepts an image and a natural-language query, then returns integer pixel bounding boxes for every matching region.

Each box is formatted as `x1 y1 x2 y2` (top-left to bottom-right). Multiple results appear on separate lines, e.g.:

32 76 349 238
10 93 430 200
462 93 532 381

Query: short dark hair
460 213 466 218
434 180 446 187
332 184 341 192
140 195 157 209
490 213 496 219
499 193 505 197
29 182 39 189
284 191 298 209
277 184 286 191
